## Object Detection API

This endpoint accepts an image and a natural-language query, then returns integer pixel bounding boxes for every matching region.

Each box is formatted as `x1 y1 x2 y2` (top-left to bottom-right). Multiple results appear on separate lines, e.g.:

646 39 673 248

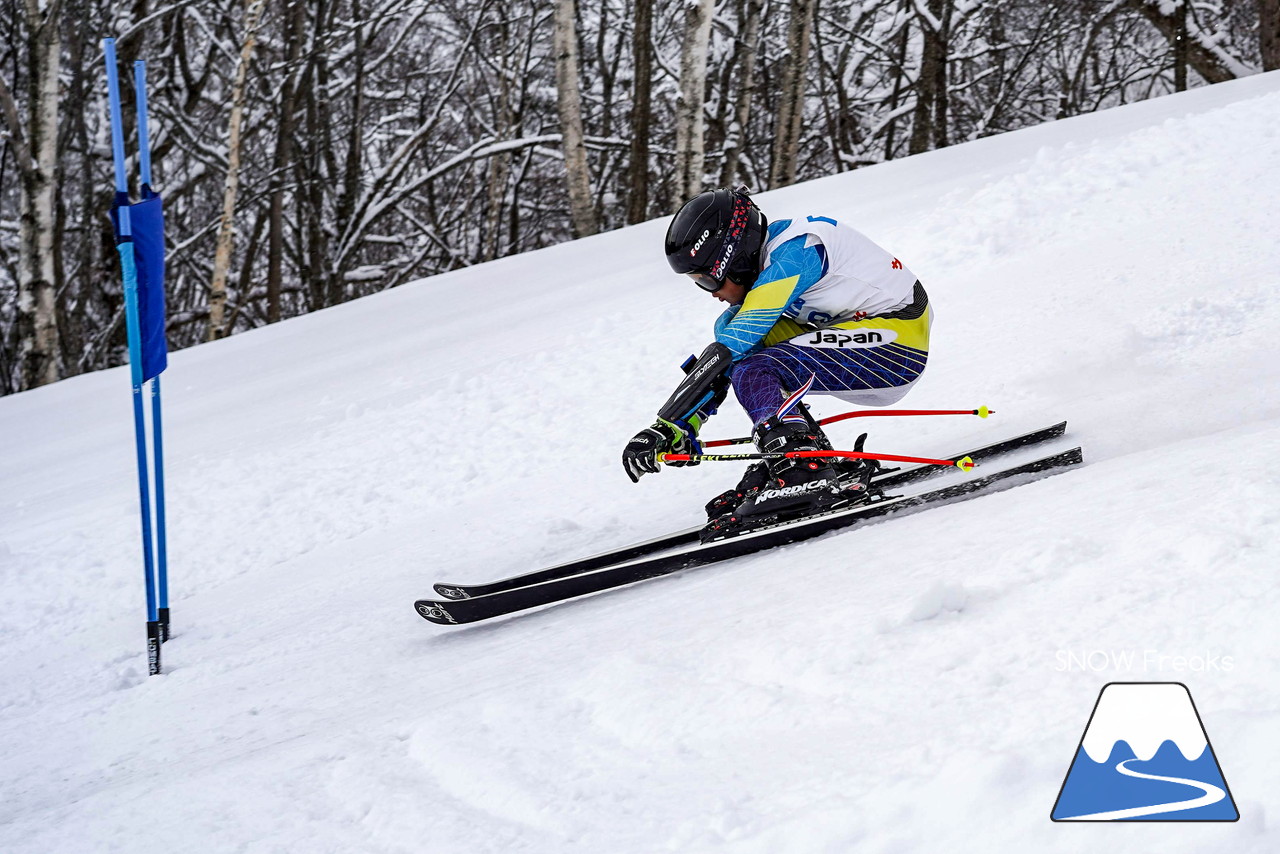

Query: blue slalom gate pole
151 375 169 640
105 39 169 674
135 59 170 642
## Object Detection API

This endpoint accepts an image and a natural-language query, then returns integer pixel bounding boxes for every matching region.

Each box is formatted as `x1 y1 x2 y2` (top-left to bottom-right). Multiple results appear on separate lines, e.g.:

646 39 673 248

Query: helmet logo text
690 229 711 257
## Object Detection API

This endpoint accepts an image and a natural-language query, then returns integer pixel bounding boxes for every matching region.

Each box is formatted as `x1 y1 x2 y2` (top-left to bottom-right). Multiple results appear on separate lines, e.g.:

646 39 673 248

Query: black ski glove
622 419 699 483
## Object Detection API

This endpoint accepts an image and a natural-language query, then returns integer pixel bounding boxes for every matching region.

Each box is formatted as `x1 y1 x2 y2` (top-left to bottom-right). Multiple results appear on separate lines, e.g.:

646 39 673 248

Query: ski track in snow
2 73 1280 852
1060 758 1227 821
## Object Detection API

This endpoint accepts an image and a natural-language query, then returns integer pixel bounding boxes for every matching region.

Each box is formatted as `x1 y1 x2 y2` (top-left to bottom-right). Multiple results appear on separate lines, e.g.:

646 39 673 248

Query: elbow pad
656 342 733 425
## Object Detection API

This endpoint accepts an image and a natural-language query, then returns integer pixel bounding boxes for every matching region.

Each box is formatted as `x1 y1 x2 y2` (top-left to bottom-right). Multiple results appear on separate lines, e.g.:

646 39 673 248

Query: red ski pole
659 449 975 472
702 406 992 448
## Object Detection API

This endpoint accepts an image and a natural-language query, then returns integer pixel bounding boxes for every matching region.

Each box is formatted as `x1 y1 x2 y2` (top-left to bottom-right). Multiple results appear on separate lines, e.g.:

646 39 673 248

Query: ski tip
433 584 470 600
976 405 992 418
415 600 460 625
956 456 975 473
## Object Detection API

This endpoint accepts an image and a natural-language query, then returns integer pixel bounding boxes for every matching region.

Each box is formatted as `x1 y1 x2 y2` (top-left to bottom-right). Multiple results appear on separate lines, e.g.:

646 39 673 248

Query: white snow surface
4 74 1280 851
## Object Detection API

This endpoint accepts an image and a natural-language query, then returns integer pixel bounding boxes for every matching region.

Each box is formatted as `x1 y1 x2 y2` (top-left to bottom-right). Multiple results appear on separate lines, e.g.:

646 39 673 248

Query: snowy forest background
1 0 1277 395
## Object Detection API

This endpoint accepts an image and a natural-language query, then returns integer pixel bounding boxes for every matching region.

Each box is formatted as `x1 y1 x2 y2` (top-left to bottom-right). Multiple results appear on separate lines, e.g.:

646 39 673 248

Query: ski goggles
687 272 725 293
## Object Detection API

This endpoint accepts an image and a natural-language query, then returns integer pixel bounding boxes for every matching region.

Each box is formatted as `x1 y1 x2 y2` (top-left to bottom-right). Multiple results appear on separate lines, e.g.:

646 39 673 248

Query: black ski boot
702 416 848 541
704 462 769 521
744 416 847 516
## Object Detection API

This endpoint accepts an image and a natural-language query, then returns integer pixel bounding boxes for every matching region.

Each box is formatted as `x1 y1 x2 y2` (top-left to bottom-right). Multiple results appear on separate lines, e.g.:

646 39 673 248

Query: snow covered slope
3 73 1280 852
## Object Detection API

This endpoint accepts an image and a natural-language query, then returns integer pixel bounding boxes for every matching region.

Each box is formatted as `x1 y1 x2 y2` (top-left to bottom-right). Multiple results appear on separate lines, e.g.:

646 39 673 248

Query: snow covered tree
770 0 815 187
673 0 715 205
627 0 656 223
1260 0 1280 70
717 0 764 187
1126 0 1241 85
909 0 951 154
554 0 599 237
0 0 63 390
208 0 268 342
0 0 1270 394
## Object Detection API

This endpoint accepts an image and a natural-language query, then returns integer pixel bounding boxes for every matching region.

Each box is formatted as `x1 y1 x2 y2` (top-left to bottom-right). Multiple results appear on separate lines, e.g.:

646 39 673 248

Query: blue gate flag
109 190 167 381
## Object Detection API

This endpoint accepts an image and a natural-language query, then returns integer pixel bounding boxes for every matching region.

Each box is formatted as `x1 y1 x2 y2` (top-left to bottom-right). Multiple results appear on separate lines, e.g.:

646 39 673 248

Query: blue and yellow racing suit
715 216 932 423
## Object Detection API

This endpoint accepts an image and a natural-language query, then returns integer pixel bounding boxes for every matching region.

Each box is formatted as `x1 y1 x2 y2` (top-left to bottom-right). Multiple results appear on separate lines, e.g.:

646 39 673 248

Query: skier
621 186 933 532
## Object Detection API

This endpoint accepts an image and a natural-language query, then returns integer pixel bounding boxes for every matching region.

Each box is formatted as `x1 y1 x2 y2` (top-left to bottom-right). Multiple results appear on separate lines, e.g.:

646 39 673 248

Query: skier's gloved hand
622 419 700 482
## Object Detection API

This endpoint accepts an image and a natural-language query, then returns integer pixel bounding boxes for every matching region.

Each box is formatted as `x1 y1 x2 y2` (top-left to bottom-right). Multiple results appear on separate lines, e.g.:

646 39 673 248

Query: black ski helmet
664 187 768 291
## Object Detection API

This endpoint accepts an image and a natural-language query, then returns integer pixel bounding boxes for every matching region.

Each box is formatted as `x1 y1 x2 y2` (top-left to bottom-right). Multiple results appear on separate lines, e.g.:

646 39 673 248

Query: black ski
415 445 1082 625
432 421 1068 600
